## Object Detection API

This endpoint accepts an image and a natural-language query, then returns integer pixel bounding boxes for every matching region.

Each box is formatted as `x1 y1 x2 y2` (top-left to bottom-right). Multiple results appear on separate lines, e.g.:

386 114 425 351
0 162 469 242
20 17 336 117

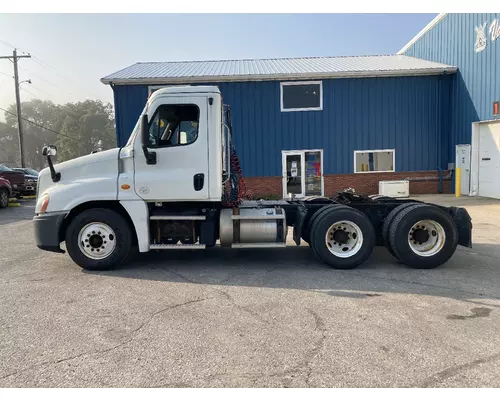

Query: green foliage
0 98 116 168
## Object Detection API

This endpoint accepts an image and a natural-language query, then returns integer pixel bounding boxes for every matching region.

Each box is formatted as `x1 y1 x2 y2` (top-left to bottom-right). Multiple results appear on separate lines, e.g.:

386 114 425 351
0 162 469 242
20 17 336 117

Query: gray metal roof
101 55 456 85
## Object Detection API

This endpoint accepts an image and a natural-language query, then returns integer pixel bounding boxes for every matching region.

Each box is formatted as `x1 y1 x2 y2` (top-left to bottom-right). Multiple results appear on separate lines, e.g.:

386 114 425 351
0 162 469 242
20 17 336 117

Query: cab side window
148 104 199 147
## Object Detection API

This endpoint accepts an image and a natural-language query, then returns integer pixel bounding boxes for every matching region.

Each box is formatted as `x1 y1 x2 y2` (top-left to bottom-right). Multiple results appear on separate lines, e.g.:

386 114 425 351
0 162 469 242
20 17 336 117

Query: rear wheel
382 202 425 259
302 204 348 245
310 206 375 269
65 208 132 271
388 204 458 269
0 188 9 208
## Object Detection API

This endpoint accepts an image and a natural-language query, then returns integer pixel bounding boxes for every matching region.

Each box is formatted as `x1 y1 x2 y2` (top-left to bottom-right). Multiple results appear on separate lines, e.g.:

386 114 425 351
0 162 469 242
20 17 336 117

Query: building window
354 149 395 173
148 104 199 148
280 81 323 112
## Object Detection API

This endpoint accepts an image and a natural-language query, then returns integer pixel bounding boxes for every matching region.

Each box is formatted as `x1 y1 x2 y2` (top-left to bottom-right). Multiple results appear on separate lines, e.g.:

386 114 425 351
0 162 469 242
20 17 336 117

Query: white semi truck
33 86 472 271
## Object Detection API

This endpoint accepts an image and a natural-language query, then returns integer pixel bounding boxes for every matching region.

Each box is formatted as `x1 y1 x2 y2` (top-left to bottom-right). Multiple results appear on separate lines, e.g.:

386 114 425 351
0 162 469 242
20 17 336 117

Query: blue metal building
399 13 500 199
102 55 457 197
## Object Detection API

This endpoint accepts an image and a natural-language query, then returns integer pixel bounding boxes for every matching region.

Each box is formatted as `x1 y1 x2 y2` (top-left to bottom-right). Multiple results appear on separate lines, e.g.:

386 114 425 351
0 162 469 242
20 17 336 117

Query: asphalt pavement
1 195 500 387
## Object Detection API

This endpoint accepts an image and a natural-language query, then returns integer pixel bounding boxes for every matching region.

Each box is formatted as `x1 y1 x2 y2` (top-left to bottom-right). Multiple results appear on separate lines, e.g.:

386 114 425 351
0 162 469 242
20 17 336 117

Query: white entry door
456 144 471 195
282 150 323 198
478 121 500 199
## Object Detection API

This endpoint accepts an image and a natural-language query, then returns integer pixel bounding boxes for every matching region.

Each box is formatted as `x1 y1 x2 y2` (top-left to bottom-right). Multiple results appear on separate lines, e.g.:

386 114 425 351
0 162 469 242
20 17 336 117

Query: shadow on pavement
84 244 500 306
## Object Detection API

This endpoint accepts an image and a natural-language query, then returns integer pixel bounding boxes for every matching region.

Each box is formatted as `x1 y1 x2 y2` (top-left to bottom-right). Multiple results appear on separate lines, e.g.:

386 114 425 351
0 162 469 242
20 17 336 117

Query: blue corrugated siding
404 13 500 164
113 85 149 145
113 75 449 176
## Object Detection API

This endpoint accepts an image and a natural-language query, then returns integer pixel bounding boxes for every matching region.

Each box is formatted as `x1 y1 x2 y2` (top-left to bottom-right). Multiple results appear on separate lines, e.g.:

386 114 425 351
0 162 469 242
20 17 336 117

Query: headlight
27 179 37 184
35 193 50 214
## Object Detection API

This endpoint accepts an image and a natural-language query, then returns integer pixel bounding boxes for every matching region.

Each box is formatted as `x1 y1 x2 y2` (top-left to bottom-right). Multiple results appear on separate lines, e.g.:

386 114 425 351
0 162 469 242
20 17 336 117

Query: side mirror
140 114 156 165
42 145 57 157
140 114 149 146
42 145 60 182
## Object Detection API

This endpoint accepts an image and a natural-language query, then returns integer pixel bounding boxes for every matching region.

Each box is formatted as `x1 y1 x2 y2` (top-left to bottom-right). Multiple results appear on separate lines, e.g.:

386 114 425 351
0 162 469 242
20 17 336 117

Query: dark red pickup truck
0 177 12 208
0 164 25 198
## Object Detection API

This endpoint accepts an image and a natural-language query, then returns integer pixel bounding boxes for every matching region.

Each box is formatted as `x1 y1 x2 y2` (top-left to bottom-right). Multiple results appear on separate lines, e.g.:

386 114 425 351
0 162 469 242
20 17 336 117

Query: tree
56 100 116 162
0 121 18 165
1 98 116 167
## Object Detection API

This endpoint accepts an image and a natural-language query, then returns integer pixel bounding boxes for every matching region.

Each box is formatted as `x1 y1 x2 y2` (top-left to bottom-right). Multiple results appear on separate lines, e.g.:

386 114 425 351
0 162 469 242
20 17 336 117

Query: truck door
134 95 209 201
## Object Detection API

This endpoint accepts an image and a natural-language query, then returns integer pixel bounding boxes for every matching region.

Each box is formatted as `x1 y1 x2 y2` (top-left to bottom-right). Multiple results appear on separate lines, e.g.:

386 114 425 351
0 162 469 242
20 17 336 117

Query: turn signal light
35 194 50 214
121 184 131 190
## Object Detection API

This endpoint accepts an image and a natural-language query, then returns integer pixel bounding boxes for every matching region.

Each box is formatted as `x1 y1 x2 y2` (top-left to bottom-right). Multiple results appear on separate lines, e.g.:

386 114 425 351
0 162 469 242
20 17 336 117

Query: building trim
102 67 457 86
398 13 448 54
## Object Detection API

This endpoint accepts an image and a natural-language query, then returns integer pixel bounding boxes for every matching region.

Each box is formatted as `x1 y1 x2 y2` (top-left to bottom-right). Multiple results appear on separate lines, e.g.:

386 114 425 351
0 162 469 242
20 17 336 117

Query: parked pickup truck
12 167 38 196
0 164 25 197
0 177 12 208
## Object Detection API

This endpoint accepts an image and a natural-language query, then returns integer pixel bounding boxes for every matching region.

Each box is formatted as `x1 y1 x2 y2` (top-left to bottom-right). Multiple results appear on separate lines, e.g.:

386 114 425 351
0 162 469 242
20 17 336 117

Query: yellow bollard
456 167 461 198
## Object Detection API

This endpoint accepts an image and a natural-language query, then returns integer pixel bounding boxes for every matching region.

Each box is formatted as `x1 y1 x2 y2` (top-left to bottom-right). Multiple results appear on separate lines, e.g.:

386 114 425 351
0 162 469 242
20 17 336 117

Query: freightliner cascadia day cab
33 86 472 271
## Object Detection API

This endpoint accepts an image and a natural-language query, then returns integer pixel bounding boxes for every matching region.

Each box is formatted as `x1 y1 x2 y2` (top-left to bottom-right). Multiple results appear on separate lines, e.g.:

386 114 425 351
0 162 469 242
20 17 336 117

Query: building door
282 150 323 198
456 144 471 195
478 121 500 199
283 151 303 197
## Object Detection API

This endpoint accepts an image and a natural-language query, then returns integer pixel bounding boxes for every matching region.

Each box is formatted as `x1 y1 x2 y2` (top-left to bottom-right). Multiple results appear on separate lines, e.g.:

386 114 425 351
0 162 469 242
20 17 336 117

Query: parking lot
1 195 500 388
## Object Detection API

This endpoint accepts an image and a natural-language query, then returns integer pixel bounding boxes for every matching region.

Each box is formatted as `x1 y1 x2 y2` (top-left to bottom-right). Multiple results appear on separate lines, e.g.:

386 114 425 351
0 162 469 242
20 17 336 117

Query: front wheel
310 206 376 269
65 208 132 270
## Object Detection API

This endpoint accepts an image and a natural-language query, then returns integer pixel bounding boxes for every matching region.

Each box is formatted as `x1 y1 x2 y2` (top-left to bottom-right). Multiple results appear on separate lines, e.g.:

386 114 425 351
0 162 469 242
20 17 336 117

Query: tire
0 188 9 208
388 204 458 269
65 208 132 271
310 206 376 269
302 204 348 245
382 203 425 259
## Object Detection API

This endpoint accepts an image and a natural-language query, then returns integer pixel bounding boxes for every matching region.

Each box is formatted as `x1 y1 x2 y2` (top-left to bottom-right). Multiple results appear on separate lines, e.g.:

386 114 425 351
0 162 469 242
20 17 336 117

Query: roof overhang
101 67 457 86
398 13 448 54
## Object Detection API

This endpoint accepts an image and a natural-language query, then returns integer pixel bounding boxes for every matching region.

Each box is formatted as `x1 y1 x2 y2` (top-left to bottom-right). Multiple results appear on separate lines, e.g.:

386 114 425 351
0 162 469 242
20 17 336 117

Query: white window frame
354 149 396 173
281 149 324 198
280 81 323 112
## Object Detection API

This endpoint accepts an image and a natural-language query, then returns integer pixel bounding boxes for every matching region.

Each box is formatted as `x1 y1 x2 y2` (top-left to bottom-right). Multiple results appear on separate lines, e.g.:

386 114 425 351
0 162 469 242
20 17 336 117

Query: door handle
193 173 204 191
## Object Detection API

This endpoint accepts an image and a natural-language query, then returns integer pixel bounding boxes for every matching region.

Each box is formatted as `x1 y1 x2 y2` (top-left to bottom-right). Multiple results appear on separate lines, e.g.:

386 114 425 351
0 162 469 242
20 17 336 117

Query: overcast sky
0 13 436 115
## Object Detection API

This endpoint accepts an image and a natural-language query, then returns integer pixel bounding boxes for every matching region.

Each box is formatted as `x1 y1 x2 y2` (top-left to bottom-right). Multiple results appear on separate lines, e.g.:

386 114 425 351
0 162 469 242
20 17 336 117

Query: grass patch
8 199 21 207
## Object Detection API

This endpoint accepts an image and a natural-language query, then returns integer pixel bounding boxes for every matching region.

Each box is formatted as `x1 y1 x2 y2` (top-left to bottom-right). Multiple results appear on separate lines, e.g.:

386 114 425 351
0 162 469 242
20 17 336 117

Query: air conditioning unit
378 180 409 198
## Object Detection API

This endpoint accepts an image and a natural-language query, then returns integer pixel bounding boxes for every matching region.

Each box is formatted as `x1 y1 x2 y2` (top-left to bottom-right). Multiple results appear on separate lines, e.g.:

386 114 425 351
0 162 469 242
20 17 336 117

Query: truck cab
33 86 472 272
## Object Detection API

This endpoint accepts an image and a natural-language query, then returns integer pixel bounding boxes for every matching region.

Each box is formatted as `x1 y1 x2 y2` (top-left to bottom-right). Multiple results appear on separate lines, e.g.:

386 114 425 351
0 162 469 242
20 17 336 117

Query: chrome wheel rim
325 220 363 258
77 222 116 260
408 220 445 257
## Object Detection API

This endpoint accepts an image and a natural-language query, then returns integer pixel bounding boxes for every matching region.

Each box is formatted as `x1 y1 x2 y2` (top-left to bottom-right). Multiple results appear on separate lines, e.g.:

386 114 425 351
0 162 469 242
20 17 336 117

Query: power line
20 86 43 101
28 84 55 98
2 40 102 100
0 106 83 142
18 65 75 96
1 49 31 167
0 39 16 50
30 56 102 99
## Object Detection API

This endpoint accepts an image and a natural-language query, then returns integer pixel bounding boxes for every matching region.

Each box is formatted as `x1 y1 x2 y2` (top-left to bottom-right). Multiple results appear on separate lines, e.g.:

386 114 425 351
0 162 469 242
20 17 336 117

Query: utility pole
0 49 31 167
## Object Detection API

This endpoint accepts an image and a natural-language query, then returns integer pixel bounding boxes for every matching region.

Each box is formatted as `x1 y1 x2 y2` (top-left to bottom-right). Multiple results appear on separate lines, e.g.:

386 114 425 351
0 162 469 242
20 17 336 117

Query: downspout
437 73 444 193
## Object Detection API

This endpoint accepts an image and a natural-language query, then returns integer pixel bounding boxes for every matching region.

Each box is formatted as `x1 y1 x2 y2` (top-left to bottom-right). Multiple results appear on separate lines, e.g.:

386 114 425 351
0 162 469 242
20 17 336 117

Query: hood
53 148 121 175
38 148 121 196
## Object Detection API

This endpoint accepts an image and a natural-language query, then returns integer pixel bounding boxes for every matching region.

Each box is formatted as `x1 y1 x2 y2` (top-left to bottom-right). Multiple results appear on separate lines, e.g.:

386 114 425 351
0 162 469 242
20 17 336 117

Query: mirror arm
47 155 61 182
142 145 157 165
